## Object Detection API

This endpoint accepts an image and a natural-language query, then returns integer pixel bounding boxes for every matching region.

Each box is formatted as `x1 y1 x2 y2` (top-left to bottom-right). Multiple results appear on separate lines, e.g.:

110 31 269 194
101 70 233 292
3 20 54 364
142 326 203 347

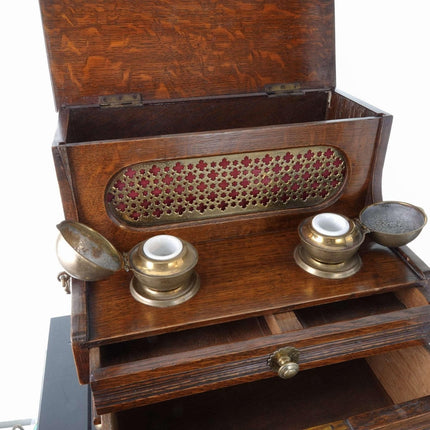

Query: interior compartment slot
99 316 270 367
64 90 379 144
109 359 392 430
90 291 430 415
294 292 405 328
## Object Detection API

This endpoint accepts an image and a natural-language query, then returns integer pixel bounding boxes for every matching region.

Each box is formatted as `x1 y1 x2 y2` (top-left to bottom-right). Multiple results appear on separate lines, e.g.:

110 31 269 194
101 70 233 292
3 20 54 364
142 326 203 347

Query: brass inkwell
56 221 199 307
294 201 427 279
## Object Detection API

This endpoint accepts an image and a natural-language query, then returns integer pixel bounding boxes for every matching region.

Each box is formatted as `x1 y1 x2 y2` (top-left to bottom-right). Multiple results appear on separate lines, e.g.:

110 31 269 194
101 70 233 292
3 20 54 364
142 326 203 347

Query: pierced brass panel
105 146 346 227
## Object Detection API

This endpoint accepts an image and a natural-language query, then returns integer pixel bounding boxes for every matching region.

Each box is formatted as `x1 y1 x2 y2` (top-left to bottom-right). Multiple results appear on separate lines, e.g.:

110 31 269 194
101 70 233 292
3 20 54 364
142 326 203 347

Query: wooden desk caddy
40 0 430 428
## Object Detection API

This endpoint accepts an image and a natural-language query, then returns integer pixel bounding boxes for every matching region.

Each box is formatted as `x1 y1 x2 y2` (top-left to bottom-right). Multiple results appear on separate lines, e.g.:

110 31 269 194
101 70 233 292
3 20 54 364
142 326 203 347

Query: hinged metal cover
39 0 335 110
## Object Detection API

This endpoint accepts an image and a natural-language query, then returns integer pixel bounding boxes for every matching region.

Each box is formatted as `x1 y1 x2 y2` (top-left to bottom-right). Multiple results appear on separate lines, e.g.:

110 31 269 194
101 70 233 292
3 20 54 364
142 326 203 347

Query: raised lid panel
39 0 335 109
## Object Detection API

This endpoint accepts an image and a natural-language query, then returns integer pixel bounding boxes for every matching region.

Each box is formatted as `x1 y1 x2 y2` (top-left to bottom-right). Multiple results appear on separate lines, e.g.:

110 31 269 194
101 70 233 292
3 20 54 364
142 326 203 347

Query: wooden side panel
70 279 90 384
365 285 430 404
366 346 430 404
52 144 78 220
265 312 303 334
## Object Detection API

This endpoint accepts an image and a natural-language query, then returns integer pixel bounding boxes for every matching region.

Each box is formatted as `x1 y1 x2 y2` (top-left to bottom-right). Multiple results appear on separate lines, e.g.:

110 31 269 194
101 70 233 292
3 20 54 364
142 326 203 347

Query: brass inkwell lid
56 221 123 281
295 201 427 279
56 221 199 307
359 201 427 248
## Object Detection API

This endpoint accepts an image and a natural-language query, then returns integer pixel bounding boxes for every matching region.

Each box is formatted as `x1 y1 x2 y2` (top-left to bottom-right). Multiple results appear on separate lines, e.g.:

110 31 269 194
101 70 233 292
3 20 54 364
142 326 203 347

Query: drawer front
90 303 430 415
98 359 430 430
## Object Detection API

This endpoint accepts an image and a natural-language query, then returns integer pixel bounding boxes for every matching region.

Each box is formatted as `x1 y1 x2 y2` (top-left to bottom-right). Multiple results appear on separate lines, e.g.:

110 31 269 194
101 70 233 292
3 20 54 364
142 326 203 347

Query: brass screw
57 272 71 294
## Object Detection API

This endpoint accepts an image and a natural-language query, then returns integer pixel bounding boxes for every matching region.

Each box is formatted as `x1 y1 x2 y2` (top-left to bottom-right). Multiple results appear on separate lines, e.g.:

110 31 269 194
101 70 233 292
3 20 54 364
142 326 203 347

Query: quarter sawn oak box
39 0 430 428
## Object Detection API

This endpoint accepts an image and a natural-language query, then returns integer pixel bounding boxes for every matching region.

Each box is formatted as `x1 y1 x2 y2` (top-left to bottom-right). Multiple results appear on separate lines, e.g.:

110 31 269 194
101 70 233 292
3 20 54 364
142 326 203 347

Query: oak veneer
40 0 335 108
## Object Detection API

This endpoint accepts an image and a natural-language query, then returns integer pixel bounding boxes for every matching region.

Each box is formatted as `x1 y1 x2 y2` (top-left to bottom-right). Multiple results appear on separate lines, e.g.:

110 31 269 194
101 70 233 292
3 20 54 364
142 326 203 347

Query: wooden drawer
85 246 430 417
97 344 430 429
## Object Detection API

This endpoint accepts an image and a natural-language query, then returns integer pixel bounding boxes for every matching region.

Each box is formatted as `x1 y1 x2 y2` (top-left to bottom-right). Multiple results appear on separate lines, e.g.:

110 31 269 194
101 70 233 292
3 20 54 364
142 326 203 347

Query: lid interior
360 202 427 235
40 0 335 109
57 221 122 271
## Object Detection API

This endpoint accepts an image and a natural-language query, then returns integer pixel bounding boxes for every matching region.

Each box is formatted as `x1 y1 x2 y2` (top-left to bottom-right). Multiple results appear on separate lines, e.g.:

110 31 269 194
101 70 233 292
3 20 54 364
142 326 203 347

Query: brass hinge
265 83 304 96
99 93 143 108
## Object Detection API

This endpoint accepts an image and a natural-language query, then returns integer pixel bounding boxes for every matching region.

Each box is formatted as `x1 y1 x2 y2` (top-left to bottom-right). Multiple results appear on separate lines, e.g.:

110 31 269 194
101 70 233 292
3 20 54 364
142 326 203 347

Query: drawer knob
268 346 300 379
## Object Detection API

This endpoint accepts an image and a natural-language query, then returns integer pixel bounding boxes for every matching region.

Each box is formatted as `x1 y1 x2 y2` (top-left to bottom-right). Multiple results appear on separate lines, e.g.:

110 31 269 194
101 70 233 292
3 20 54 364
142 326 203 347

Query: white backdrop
0 0 429 425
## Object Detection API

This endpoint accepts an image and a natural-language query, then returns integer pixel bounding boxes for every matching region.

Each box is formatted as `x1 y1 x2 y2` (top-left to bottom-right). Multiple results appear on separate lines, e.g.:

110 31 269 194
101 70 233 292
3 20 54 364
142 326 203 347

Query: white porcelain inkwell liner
143 235 183 261
311 213 350 237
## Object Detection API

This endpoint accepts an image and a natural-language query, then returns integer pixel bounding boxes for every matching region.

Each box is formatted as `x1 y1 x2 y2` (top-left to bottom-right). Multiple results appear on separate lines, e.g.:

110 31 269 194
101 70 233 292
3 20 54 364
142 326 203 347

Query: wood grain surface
85 240 422 346
56 114 381 248
347 395 430 429
90 305 430 413
110 360 391 430
39 0 335 108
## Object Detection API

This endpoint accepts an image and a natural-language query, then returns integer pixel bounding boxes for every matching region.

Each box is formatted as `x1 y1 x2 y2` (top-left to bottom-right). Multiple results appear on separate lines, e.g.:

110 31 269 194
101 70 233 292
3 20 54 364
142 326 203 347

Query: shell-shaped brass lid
56 221 123 281
359 201 427 247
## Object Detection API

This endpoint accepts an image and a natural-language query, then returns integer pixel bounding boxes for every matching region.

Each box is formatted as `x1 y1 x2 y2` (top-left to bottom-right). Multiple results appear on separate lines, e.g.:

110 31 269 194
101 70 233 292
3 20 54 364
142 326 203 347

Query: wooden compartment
98 287 430 429
63 90 377 144
88 281 430 415
54 90 389 242
102 358 430 430
41 0 391 246
106 359 395 429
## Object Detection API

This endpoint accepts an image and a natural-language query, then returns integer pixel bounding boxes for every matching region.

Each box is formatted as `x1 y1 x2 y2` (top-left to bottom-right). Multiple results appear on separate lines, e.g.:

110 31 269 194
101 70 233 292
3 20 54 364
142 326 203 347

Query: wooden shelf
84 230 422 347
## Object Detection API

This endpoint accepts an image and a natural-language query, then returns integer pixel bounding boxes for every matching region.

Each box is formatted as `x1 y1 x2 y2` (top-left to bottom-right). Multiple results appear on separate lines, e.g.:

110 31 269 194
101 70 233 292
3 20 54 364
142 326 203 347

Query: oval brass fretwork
268 346 300 379
105 146 346 227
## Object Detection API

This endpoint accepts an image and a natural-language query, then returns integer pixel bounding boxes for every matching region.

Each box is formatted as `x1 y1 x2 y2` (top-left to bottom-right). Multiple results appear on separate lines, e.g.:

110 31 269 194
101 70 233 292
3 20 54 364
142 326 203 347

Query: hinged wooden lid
40 0 335 110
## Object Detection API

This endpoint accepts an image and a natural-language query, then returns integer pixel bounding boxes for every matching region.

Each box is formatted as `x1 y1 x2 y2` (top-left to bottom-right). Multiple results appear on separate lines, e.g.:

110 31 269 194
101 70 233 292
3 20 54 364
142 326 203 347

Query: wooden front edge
52 118 89 382
347 395 430 429
368 113 393 204
71 279 90 384
52 139 79 221
305 396 430 429
394 246 430 291
90 305 430 415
